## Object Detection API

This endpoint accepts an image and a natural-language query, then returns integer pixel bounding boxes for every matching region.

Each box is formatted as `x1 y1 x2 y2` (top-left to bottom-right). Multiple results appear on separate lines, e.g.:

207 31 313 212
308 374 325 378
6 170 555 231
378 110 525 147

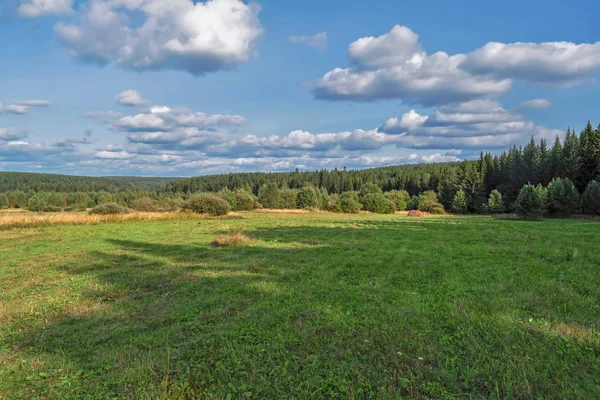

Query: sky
0 0 599 177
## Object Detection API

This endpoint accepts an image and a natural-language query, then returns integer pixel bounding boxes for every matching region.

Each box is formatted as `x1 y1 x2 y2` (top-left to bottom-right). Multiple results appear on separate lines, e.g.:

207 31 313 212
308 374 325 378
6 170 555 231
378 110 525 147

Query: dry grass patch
0 212 200 230
212 231 252 247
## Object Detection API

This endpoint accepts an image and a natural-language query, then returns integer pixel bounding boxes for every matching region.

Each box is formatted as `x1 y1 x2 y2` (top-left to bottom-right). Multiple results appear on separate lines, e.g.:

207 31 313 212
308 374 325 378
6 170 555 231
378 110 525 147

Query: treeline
0 172 175 193
1 121 599 216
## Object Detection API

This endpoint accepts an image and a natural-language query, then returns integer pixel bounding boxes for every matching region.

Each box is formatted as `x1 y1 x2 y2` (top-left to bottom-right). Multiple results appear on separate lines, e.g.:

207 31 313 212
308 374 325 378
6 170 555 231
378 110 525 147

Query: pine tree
549 135 563 180
576 121 599 192
515 184 544 220
560 128 580 183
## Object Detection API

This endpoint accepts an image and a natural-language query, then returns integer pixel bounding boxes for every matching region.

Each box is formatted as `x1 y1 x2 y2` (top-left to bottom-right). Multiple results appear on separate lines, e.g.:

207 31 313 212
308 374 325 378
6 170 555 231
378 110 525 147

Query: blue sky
1 0 599 176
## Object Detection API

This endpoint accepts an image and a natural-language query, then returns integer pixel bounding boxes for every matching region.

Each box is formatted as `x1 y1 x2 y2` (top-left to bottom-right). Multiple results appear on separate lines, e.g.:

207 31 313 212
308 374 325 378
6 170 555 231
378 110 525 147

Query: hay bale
407 210 425 217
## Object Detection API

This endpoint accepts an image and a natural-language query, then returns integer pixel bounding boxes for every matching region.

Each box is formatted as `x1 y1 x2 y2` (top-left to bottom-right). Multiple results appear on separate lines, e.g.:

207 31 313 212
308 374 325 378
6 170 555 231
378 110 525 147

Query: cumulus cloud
0 100 50 115
289 32 327 50
18 0 73 18
459 41 600 86
515 98 552 110
313 25 511 106
314 25 600 105
115 90 146 107
379 100 562 150
55 0 263 75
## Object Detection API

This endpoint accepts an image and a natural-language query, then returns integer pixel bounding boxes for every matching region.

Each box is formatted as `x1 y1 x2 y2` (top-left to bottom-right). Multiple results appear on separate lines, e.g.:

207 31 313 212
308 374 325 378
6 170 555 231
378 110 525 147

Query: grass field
0 211 599 399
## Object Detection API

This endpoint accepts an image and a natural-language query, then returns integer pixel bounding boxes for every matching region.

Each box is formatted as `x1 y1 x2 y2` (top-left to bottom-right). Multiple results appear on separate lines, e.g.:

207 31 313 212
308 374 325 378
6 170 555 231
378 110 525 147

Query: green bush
338 192 361 214
28 194 47 212
418 191 446 214
582 180 600 215
487 190 504 214
234 190 259 211
546 178 579 217
358 183 382 204
452 189 469 214
279 189 298 209
407 195 420 211
182 193 230 216
217 189 237 210
362 193 395 214
0 193 8 209
131 197 159 212
89 203 131 215
297 186 318 209
515 184 545 220
385 190 409 211
258 183 281 209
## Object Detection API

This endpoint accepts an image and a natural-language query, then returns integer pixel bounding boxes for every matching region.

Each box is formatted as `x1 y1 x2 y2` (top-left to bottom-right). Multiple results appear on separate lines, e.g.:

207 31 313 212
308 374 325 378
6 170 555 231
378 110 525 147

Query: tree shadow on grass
5 220 600 399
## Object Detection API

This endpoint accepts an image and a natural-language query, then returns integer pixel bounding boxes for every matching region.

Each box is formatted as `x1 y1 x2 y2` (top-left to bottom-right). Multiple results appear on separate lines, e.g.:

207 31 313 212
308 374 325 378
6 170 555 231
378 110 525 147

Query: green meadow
1 212 599 399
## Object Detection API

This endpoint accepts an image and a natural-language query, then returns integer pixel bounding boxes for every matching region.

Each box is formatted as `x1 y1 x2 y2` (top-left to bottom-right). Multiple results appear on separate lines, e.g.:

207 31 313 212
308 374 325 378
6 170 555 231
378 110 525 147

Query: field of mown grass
0 211 599 399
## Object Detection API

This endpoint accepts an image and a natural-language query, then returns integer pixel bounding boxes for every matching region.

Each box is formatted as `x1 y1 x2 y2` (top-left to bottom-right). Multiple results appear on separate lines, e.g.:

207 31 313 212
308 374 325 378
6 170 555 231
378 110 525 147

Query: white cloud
313 25 511 106
288 32 327 51
115 90 146 107
12 100 50 107
55 0 263 75
459 41 600 86
515 98 552 110
314 26 600 105
18 0 73 18
379 100 562 150
0 100 50 115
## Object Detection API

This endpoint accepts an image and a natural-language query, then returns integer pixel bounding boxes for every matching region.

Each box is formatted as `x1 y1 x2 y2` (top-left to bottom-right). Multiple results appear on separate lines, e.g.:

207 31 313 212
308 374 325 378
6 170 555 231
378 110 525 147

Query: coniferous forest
1 122 600 216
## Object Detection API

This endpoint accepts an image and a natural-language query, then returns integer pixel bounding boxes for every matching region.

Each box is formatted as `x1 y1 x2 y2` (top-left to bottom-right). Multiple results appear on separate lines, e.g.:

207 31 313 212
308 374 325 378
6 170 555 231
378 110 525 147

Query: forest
1 121 599 216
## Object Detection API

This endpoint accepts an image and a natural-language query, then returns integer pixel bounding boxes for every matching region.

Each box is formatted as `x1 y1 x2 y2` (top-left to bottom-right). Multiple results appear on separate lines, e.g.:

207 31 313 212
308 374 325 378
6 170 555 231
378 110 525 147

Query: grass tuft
211 231 252 247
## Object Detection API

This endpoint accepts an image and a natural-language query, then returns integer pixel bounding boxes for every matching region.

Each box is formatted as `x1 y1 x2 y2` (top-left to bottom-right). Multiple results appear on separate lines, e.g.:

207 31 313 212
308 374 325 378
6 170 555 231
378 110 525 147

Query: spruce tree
560 128 580 183
515 184 545 220
452 189 468 214
576 121 599 192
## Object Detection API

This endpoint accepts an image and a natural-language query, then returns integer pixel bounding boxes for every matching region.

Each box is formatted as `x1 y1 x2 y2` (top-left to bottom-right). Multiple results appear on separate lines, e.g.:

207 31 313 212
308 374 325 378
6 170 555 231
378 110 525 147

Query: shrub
487 190 504 214
452 189 469 214
385 190 409 211
73 203 89 212
515 184 544 220
582 180 600 215
182 193 230 216
234 190 259 211
278 189 297 209
217 189 237 210
326 193 341 212
338 192 361 214
359 183 382 204
0 193 8 209
89 203 130 215
28 194 47 212
131 197 159 212
407 195 420 211
362 193 395 214
546 178 580 217
297 186 318 209
258 183 281 209
161 198 183 212
418 191 446 214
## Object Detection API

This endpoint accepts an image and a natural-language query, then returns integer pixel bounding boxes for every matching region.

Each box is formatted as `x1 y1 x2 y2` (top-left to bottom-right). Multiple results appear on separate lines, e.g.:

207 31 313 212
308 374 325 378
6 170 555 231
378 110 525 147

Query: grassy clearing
0 211 599 399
